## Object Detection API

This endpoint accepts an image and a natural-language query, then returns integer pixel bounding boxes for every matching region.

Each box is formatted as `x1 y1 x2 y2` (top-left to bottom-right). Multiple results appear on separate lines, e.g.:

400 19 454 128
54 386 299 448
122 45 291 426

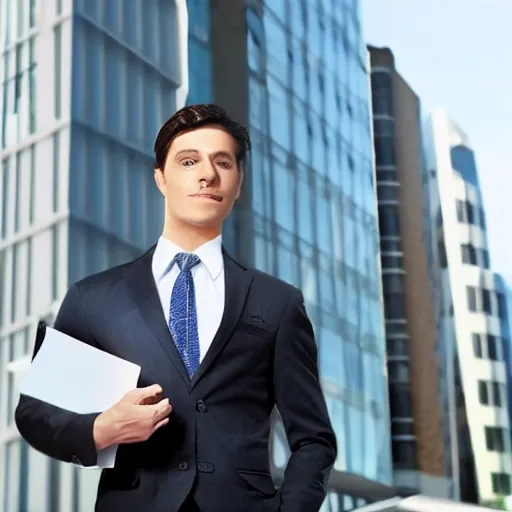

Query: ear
154 168 166 197
235 168 244 200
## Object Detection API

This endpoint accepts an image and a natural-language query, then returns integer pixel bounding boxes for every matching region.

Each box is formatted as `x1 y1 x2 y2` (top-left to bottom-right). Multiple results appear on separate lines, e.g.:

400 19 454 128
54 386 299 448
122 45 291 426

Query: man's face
154 125 243 229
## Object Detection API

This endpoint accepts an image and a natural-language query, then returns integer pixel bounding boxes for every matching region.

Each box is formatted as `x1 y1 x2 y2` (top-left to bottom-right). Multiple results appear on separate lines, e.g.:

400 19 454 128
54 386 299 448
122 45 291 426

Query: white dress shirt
151 235 225 363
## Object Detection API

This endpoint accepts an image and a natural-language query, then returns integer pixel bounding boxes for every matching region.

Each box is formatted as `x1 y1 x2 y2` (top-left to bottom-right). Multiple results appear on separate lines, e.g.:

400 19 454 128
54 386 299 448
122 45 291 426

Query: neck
162 216 222 252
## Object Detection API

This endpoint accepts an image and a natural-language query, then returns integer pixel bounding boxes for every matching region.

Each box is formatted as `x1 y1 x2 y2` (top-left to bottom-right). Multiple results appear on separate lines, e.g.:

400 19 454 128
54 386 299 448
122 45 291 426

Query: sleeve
15 283 101 467
273 288 337 512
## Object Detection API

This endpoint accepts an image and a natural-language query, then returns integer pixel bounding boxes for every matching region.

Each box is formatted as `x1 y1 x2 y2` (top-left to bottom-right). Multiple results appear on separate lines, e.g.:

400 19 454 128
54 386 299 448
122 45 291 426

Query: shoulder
225 253 302 304
72 247 153 297
246 266 303 306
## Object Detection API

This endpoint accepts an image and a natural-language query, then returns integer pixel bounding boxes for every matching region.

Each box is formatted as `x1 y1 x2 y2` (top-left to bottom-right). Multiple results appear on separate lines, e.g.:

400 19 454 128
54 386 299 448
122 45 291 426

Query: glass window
378 206 400 236
391 421 414 436
492 382 503 407
1 159 8 239
126 56 142 145
473 333 482 358
248 28 263 74
300 243 317 306
485 426 505 452
141 0 158 63
54 25 62 119
461 244 477 265
488 335 499 361
290 0 306 40
268 77 290 150
374 134 395 167
291 38 307 101
320 328 342 384
104 39 122 136
307 1 322 58
387 338 408 356
496 292 507 319
383 274 404 293
392 440 416 469
277 244 298 286
264 11 288 85
317 188 333 254
389 383 412 418
160 0 179 78
482 289 492 315
370 71 393 116
273 161 294 233
297 169 313 243
293 100 309 164
467 286 477 312
466 201 475 224
492 473 511 495
481 249 490 269
456 199 465 222
479 206 486 230
388 361 409 383
384 293 404 320
51 224 59 300
122 0 138 48
381 255 403 270
478 381 489 405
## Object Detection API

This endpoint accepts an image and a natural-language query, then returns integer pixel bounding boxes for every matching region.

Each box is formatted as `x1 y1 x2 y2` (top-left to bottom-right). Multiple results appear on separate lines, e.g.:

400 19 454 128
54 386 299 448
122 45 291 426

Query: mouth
190 193 223 203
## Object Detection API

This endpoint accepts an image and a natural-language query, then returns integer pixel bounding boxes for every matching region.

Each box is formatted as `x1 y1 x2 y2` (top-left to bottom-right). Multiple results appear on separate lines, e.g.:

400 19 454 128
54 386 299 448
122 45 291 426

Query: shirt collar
152 234 224 282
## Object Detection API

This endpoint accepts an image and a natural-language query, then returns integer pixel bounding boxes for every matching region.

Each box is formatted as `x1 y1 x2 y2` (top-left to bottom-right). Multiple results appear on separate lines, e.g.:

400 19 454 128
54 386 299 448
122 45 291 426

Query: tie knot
174 252 201 272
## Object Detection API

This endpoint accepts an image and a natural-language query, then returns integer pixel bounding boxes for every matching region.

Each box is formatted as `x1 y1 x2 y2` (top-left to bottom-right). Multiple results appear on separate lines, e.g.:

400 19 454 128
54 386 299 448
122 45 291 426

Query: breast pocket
235 320 272 339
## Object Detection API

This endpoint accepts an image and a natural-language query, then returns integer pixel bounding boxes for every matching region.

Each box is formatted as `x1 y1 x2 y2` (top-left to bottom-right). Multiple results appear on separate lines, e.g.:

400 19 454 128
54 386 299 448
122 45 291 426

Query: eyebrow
174 149 234 161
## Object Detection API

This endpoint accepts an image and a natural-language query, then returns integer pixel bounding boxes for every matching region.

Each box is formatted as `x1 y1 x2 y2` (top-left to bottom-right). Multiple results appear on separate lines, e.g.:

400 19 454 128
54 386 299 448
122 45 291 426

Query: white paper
19 326 141 469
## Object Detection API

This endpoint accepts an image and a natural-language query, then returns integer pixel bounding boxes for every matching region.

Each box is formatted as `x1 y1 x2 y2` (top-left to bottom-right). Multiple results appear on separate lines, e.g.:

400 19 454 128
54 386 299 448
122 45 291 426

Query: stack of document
19 326 141 468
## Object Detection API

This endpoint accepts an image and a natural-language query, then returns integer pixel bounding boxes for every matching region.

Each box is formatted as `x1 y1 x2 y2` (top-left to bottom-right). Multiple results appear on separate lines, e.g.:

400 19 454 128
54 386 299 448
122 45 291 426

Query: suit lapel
124 246 191 386
190 249 253 389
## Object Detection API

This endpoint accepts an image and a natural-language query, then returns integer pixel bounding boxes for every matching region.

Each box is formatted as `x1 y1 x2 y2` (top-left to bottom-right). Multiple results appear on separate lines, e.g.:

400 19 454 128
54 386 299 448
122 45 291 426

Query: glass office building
0 0 188 510
241 1 393 508
0 0 392 510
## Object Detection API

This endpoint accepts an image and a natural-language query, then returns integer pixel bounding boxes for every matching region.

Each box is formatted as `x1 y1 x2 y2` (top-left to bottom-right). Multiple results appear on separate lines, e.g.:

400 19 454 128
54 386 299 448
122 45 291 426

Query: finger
149 398 172 421
152 417 169 433
128 384 163 403
140 393 162 406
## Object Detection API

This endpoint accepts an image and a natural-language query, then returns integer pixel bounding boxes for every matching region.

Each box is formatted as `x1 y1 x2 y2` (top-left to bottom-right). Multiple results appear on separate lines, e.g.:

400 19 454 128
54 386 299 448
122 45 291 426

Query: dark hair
153 104 251 170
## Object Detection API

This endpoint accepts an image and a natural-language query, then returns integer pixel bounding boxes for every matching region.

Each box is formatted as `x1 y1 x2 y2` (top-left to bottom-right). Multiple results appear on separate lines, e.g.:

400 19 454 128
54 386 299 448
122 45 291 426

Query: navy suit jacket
15 246 336 512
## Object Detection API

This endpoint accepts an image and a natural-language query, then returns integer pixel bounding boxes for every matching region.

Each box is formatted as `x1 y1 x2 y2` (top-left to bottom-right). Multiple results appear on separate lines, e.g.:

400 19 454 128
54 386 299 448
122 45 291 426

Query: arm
274 289 337 512
15 284 101 467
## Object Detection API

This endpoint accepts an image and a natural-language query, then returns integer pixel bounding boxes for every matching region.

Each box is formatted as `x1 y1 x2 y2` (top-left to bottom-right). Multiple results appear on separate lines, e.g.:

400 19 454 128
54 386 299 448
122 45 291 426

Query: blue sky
361 0 512 286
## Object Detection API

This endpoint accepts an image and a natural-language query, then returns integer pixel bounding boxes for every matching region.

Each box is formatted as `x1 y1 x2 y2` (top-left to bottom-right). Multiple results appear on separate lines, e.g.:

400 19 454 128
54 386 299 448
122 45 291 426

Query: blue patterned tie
169 252 201 377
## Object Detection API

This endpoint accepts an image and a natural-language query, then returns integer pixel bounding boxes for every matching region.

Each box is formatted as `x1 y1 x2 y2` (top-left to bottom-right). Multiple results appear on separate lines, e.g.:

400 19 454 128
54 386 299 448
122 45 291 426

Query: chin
186 216 225 228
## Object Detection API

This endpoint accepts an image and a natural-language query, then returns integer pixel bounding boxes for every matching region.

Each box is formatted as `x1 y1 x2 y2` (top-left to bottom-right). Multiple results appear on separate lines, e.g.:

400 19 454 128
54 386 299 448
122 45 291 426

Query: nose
199 159 219 185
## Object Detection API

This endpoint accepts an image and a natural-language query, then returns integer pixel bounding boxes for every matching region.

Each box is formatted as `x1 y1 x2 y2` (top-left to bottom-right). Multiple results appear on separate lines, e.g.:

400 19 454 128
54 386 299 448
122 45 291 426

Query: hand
93 384 172 451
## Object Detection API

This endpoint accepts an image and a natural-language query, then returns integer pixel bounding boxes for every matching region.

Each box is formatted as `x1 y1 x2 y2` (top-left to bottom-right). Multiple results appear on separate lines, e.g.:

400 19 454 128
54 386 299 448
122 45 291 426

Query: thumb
125 384 162 403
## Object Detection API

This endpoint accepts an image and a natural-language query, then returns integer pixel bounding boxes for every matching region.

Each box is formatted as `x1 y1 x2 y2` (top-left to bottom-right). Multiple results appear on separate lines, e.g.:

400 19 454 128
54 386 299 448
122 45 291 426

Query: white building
0 0 188 510
424 108 512 504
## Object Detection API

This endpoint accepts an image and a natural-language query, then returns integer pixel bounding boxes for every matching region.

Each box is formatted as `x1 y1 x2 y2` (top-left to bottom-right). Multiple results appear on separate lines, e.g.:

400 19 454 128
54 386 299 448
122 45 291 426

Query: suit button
195 399 207 413
179 461 188 471
197 461 215 473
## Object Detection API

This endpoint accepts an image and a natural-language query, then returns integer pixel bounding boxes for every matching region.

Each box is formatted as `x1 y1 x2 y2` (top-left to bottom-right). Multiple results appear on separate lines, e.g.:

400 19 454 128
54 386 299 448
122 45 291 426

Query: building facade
368 46 453 500
1 0 393 511
240 3 393 509
0 0 189 510
424 109 512 504
191 0 395 507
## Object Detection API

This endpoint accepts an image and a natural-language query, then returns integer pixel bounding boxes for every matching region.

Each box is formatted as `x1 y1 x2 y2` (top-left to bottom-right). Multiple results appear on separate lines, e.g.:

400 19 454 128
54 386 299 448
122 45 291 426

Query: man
15 104 337 512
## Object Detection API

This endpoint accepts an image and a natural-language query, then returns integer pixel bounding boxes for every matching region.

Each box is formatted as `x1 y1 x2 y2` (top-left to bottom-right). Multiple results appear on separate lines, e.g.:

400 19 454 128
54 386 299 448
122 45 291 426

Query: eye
181 158 196 167
216 161 232 169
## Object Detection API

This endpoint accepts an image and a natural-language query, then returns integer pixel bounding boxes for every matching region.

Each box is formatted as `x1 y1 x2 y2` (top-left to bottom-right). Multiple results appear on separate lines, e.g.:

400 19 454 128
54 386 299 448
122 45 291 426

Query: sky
361 0 512 286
